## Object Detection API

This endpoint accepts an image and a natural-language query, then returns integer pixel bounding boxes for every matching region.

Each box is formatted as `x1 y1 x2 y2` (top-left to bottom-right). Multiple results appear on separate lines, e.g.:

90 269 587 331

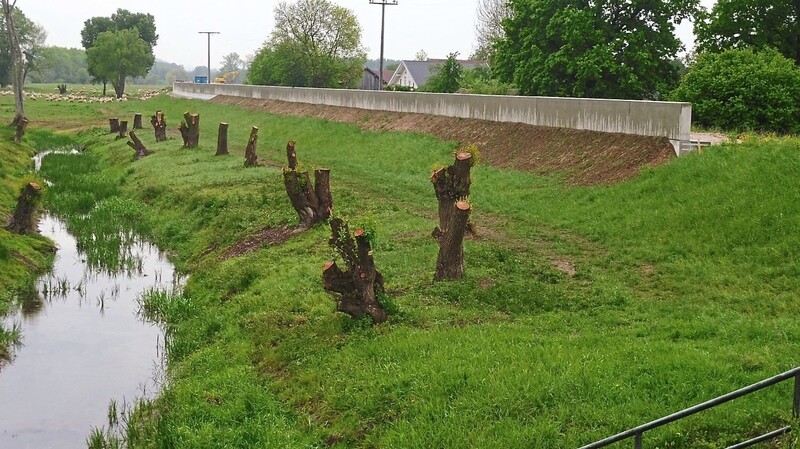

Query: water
0 215 179 448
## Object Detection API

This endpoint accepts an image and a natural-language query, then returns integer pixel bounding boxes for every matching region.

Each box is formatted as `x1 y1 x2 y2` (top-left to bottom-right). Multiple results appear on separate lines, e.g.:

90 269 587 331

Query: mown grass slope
13 90 800 448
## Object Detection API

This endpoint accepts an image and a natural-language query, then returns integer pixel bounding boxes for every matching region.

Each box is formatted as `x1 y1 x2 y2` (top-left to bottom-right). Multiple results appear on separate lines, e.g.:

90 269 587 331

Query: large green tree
695 0 799 65
247 0 365 88
86 29 154 98
671 48 800 133
494 0 699 99
81 9 158 95
423 52 464 93
0 6 46 87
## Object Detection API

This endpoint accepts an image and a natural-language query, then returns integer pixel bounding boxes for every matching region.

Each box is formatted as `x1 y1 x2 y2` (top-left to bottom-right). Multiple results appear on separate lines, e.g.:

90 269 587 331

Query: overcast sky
21 0 716 70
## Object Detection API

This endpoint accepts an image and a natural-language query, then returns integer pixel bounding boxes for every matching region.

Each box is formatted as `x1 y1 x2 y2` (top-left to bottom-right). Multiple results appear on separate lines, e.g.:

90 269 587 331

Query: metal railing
579 366 800 449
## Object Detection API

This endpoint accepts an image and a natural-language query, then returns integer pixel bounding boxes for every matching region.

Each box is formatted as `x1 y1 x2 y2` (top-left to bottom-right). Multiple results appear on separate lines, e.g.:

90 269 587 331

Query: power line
198 31 220 83
369 0 398 90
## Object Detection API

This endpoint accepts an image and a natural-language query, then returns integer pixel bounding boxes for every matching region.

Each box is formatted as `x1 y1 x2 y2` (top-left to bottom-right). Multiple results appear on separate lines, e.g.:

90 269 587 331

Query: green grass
0 127 60 361
6 92 800 448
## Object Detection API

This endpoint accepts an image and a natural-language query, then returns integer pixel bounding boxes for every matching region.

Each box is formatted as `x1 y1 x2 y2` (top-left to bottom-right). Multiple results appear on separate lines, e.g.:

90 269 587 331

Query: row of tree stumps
99 109 475 325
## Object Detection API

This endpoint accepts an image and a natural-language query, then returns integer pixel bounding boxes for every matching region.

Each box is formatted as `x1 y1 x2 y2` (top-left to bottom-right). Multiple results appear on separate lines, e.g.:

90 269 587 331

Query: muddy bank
211 95 675 185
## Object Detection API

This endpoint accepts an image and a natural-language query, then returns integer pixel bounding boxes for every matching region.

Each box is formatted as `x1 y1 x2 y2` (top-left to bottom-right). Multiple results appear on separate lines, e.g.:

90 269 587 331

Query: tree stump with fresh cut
431 151 474 281
133 113 143 129
109 118 120 133
282 141 332 228
5 182 41 234
216 122 229 156
178 112 200 148
243 126 259 167
127 131 150 160
323 217 388 324
150 110 167 142
117 120 128 139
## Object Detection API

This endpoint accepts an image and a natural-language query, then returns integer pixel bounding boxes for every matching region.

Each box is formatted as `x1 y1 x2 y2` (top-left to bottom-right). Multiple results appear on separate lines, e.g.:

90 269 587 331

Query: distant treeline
25 46 222 86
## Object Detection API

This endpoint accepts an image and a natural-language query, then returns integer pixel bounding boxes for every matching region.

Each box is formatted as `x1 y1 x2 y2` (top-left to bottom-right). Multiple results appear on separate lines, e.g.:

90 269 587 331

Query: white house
387 59 490 90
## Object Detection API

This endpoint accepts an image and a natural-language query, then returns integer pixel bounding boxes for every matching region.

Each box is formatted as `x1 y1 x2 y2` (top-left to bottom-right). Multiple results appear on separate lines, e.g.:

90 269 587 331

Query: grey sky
21 0 716 71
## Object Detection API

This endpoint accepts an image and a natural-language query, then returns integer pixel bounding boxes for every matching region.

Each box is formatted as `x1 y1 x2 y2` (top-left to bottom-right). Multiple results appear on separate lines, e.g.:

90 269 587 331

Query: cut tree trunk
109 118 120 133
434 201 471 281
5 182 41 234
13 117 28 142
431 151 474 281
216 122 229 156
127 131 150 160
323 218 387 324
178 112 200 148
243 126 259 167
117 120 128 139
286 141 298 170
282 143 332 228
133 113 143 129
150 110 167 142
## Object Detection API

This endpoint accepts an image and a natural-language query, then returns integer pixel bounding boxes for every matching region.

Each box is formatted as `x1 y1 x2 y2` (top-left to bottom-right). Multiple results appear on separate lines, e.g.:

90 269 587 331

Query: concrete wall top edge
172 82 691 108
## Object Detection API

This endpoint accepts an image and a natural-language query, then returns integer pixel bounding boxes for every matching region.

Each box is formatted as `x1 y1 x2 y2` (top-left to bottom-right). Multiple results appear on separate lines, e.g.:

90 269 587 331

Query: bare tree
1 0 25 127
472 0 510 60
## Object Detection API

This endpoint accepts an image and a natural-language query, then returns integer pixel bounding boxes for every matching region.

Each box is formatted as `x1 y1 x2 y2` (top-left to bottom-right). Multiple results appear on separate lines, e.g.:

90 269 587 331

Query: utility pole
198 31 220 83
369 0 398 90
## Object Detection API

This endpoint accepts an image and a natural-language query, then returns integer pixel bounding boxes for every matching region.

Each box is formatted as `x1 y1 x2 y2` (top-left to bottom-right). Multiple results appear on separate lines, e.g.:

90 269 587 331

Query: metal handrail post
794 373 800 418
634 432 642 449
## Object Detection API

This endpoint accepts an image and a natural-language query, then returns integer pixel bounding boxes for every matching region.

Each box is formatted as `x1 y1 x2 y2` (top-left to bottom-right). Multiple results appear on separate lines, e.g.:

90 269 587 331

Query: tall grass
6 92 800 447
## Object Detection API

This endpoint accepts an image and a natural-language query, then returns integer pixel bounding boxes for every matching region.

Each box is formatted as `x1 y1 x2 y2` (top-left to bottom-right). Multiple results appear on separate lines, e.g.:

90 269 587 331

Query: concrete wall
173 82 692 153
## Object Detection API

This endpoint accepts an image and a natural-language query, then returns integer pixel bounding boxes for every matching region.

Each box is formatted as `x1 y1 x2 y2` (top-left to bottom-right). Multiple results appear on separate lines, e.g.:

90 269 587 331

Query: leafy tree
695 0 799 65
422 52 463 93
81 9 158 95
472 0 509 60
494 0 699 99
248 0 366 88
219 52 244 83
86 29 154 98
28 46 91 84
415 49 428 61
1 0 24 124
0 6 46 86
671 48 800 133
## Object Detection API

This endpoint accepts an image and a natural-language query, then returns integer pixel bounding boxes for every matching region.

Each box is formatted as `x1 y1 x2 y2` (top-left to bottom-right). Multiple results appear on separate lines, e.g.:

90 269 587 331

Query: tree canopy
493 0 699 99
472 0 509 60
247 0 365 88
0 6 46 87
81 9 157 94
694 0 799 65
671 48 800 134
422 53 464 93
86 29 154 98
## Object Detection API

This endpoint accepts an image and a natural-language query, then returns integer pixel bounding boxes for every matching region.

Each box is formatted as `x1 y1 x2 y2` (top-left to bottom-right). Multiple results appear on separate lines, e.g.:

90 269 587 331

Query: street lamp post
198 31 220 83
369 0 398 90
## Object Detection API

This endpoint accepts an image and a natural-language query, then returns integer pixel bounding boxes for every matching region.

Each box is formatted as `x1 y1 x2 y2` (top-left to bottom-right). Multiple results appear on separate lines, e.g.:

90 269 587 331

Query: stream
0 152 179 448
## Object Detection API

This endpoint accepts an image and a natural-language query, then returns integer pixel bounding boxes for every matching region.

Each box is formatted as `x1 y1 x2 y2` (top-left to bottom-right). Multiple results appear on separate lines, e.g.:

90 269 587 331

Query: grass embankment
16 91 800 448
0 128 68 361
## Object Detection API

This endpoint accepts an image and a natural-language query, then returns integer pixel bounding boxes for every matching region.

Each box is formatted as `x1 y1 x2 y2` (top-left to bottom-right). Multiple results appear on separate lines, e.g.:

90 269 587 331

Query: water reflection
0 215 181 449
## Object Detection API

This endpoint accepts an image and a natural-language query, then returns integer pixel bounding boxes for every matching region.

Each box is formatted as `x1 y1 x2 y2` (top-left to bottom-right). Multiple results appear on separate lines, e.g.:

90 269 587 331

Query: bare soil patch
222 225 298 260
211 95 675 185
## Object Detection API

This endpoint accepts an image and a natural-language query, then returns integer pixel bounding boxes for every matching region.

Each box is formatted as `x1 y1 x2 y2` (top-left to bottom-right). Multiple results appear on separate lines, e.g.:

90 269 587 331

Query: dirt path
211 95 676 186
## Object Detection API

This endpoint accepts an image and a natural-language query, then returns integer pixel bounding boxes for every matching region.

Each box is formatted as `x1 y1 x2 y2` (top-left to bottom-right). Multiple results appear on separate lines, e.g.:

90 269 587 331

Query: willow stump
282 142 332 228
178 112 200 148
117 120 128 139
431 151 474 280
150 110 167 142
14 118 28 142
323 218 388 324
216 122 229 156
5 182 41 234
109 118 120 133
133 113 143 130
127 131 150 160
243 126 259 166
